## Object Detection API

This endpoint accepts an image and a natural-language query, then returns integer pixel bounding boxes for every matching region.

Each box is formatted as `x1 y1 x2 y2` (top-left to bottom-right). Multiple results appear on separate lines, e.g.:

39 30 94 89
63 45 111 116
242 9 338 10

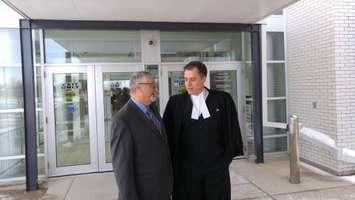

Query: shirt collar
190 88 210 119
191 88 209 100
131 97 149 114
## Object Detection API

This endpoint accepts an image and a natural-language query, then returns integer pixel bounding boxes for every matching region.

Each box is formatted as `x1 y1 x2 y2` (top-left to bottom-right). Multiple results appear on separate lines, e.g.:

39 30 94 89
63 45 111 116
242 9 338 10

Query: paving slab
0 184 46 200
231 156 354 196
231 183 268 200
273 185 355 200
65 173 117 200
45 175 75 199
230 169 249 185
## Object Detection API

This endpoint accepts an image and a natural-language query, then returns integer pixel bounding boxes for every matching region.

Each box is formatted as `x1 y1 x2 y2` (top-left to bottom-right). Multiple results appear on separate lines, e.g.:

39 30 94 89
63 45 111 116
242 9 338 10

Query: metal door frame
95 63 145 171
44 65 98 176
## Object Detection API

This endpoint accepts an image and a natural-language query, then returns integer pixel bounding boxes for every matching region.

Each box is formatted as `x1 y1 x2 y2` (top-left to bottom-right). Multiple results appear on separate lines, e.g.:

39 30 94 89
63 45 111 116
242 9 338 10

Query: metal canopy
5 0 297 23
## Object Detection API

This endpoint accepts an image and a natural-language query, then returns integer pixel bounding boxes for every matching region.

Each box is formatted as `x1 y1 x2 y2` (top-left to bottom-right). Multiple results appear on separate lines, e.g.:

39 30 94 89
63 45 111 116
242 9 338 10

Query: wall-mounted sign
110 81 121 89
61 82 82 90
65 89 76 102
104 80 129 90
67 104 75 113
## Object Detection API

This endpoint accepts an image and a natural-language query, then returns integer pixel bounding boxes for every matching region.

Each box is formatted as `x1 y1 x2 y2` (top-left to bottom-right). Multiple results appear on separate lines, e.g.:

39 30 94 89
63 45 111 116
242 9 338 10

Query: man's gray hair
129 71 154 94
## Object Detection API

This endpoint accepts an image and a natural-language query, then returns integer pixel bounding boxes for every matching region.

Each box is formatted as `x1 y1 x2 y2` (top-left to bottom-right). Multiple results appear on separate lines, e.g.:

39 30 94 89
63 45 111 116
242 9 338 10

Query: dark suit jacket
163 89 243 189
111 99 173 200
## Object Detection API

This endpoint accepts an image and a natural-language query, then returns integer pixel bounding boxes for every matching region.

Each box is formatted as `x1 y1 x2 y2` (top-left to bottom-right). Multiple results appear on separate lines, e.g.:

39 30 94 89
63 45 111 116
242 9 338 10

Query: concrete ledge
301 158 355 176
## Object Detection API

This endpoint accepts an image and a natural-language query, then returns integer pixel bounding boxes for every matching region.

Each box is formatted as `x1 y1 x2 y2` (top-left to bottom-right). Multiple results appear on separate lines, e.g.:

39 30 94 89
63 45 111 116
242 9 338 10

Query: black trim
42 30 47 64
251 24 264 163
30 20 255 31
20 19 38 191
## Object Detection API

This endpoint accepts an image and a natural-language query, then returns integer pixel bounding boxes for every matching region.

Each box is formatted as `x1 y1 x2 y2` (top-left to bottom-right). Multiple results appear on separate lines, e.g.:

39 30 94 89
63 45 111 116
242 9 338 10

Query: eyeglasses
137 82 155 85
137 82 156 89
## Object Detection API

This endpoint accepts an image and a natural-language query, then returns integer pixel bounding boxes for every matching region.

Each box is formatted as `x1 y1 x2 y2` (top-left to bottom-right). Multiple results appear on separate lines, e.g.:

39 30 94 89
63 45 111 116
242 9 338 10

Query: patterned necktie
146 108 161 132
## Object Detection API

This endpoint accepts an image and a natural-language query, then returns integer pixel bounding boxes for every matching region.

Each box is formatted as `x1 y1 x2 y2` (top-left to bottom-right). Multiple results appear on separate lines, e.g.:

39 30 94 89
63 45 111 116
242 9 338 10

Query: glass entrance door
45 66 98 176
45 64 145 176
95 64 144 171
161 62 247 156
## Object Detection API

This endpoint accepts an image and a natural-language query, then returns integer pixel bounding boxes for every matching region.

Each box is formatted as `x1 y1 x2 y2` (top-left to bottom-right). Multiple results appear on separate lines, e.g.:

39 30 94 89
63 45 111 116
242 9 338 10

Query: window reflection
0 112 24 157
0 29 21 65
0 67 23 109
45 30 142 64
161 32 242 62
210 70 237 105
53 73 91 167
103 72 132 163
168 71 185 96
0 27 25 179
267 32 285 60
267 63 286 97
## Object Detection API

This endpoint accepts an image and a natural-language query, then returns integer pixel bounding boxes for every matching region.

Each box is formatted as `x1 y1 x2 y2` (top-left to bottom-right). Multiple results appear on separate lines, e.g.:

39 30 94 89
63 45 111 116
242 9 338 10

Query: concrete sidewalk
1 156 355 200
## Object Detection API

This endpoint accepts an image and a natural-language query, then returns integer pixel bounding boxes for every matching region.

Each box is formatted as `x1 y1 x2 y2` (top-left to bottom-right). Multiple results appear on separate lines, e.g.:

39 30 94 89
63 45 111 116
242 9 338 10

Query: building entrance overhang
4 0 297 23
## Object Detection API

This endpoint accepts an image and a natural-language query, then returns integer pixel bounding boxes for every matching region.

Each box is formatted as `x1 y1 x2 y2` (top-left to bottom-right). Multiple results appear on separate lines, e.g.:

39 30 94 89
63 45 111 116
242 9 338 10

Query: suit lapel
127 100 167 143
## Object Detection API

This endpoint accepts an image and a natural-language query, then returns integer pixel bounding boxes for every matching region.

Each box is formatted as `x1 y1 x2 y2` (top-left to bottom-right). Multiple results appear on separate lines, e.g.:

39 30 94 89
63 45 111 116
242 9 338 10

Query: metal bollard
289 115 301 184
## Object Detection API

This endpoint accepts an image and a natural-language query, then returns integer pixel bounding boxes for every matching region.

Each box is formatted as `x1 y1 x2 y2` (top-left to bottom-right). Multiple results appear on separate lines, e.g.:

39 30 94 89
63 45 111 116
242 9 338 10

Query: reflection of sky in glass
45 30 141 63
0 67 22 85
46 39 67 51
0 30 21 65
45 39 68 63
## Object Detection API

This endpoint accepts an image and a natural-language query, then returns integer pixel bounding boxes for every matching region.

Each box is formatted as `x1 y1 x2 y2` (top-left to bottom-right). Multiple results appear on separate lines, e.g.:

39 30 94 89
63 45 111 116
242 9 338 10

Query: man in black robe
163 61 243 200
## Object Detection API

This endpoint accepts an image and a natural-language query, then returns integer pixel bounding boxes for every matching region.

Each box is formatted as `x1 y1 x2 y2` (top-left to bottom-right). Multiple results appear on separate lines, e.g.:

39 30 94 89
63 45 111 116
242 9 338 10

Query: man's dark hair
184 61 207 78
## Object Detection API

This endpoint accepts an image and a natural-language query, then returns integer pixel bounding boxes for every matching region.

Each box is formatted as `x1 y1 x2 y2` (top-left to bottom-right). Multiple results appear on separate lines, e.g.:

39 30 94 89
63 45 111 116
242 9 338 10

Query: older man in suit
111 71 173 200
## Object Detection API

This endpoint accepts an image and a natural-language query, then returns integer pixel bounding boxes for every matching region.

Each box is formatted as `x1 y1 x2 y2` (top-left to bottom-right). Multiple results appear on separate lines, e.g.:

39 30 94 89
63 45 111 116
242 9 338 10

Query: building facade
0 0 290 184
286 0 355 175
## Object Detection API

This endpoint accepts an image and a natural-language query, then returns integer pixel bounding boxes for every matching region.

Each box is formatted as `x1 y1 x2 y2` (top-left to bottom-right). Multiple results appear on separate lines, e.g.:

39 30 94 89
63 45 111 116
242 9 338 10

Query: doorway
44 62 246 176
45 64 144 176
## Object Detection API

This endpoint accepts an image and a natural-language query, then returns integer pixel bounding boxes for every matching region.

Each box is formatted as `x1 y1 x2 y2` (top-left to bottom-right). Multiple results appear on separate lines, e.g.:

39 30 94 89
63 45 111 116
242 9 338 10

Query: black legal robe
163 88 243 199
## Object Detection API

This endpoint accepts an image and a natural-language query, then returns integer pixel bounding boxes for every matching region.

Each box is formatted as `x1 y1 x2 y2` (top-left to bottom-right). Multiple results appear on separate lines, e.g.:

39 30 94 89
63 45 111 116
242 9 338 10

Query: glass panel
53 73 90 167
161 32 242 62
244 63 254 155
272 10 283 15
0 67 23 109
0 158 25 179
263 127 287 136
210 70 237 104
264 136 287 153
38 155 45 175
35 67 45 154
243 32 252 62
0 29 21 65
37 111 45 154
145 65 160 112
267 32 285 61
267 63 286 97
35 67 45 174
0 28 25 180
168 71 185 96
32 29 42 64
45 30 141 64
0 112 25 157
103 72 132 163
267 99 286 123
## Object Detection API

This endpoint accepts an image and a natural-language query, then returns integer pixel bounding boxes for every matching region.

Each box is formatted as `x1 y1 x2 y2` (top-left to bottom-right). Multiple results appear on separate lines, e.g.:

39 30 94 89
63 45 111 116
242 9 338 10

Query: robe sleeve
225 93 244 161
163 97 176 158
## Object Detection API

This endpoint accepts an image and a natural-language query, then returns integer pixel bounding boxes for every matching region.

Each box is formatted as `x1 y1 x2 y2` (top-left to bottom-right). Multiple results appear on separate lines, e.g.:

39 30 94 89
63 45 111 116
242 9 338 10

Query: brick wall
333 0 355 173
286 0 355 175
